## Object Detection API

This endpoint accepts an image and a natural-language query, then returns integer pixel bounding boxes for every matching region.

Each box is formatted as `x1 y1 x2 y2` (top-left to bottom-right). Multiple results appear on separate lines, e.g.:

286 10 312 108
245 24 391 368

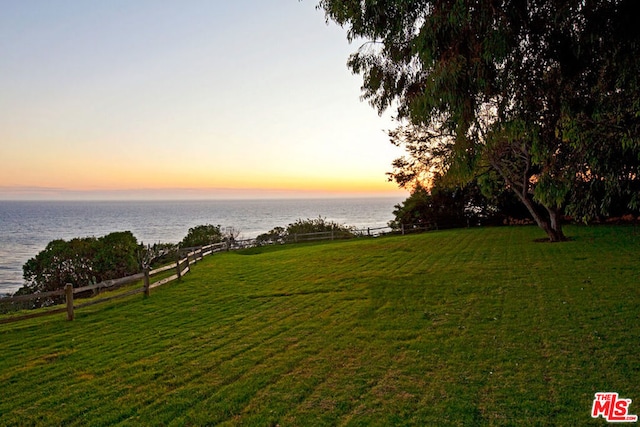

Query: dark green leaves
180 224 223 248
318 0 640 239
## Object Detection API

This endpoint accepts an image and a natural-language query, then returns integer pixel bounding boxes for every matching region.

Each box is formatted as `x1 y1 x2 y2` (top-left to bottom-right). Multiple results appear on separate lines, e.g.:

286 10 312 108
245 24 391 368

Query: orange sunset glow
0 2 407 201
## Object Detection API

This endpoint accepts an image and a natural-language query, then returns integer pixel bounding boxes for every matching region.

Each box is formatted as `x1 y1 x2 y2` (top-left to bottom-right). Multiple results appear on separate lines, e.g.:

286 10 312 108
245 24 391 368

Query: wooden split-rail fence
0 242 227 325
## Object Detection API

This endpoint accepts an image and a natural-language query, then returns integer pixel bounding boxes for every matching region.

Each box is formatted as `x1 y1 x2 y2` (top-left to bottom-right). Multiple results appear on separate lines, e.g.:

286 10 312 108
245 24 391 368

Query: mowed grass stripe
100 282 367 424
113 294 371 425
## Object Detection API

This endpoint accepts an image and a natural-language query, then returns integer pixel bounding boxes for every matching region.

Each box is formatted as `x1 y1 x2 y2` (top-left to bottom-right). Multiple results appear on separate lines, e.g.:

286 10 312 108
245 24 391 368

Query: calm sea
0 197 403 295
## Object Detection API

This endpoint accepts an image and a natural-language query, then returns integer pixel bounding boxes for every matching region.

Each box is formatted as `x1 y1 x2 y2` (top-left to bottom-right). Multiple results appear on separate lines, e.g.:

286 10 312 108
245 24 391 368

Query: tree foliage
286 217 354 237
256 227 287 245
389 177 531 231
256 217 355 245
318 0 640 241
19 231 140 306
93 231 140 278
180 224 223 248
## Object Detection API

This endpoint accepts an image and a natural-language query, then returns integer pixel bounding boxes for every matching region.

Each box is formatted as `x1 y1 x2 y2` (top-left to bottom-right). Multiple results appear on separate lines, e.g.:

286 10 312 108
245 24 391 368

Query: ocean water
0 197 403 295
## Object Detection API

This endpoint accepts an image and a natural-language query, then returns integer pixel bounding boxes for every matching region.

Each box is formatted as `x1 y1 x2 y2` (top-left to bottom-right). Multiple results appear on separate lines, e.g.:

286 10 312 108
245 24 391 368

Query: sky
0 1 407 200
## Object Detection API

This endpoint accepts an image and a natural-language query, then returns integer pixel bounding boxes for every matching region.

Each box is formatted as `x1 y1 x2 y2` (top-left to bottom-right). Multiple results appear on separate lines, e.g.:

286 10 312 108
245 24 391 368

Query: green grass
0 225 639 426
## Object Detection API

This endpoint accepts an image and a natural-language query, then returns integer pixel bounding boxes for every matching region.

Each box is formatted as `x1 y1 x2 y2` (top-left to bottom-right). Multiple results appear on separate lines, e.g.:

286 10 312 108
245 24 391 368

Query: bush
256 227 286 246
93 231 140 279
286 217 354 238
256 218 355 245
18 231 141 307
180 224 223 248
140 242 178 269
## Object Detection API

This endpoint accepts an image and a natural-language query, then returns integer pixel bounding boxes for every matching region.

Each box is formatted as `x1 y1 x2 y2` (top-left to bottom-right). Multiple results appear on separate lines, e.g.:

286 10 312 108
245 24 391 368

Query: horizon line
0 186 407 202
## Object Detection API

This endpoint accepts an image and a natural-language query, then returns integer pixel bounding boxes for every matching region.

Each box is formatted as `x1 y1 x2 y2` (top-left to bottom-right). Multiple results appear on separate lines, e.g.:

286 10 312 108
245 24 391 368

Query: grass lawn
0 225 638 426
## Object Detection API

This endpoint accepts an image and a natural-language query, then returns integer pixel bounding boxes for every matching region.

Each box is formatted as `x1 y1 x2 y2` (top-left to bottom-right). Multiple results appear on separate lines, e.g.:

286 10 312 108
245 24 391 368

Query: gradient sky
0 1 406 200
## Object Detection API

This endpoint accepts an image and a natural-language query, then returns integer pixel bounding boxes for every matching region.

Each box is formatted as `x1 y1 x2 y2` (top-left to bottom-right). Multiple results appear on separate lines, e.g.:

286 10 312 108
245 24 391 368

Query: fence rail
0 243 221 324
0 223 438 325
3 288 66 303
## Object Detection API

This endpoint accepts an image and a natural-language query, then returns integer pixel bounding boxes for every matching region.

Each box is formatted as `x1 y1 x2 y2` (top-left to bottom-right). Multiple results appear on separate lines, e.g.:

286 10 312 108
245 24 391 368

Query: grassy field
0 225 638 426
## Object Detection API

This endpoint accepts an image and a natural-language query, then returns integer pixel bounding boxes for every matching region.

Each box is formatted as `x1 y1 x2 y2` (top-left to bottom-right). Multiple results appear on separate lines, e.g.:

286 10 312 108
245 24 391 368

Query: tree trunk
514 191 567 242
489 159 567 242
546 206 566 242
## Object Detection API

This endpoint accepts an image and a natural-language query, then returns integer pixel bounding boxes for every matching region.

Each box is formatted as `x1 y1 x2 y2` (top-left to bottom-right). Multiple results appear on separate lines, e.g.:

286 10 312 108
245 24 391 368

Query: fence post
367 227 371 237
331 228 335 240
143 267 150 298
176 256 182 281
401 224 405 235
65 283 74 321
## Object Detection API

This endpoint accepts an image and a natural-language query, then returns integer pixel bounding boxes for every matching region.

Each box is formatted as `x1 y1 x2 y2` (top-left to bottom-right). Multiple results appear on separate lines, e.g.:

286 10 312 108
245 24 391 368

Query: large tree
318 0 640 241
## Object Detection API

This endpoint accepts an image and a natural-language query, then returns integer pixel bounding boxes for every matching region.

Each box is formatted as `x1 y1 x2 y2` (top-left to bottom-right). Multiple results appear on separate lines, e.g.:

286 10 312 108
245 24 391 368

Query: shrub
18 231 141 307
256 227 286 246
257 218 355 244
180 224 223 248
286 217 354 238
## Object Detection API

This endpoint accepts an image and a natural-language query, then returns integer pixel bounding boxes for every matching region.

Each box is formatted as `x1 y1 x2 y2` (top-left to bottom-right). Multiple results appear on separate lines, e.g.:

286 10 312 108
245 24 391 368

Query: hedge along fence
0 242 228 325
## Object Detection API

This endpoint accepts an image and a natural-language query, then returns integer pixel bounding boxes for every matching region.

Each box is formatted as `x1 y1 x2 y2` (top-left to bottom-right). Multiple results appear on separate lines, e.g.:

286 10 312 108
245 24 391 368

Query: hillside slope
1 225 638 425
